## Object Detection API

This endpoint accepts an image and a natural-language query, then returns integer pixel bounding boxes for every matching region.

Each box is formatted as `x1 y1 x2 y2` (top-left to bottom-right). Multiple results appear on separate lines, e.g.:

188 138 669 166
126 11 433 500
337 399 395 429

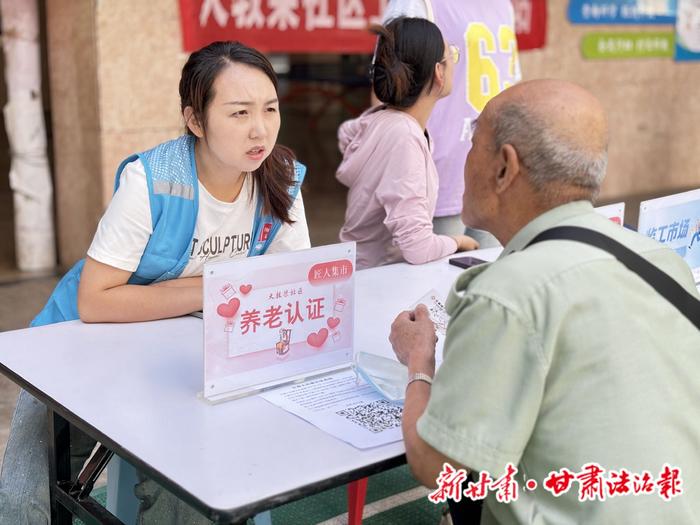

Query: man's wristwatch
407 372 433 388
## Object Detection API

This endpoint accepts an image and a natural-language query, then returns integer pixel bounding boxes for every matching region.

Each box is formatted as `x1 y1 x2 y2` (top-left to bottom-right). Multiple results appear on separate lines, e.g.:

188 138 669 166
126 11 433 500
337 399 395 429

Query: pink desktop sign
202 243 356 402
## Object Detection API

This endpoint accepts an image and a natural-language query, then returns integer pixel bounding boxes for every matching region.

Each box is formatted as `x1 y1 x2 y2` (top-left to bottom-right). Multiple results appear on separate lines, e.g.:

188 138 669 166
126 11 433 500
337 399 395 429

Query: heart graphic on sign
307 328 328 348
239 284 252 295
216 298 240 318
327 317 340 329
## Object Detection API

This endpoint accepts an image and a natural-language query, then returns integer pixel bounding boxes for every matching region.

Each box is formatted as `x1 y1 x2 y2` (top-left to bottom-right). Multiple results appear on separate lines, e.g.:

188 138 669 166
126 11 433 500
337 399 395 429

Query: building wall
47 0 104 268
95 0 187 207
48 1 700 265
519 2 700 211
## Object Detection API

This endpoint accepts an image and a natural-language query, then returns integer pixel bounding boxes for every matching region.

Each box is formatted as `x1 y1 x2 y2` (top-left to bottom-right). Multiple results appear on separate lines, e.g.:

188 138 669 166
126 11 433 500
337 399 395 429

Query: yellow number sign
466 22 519 112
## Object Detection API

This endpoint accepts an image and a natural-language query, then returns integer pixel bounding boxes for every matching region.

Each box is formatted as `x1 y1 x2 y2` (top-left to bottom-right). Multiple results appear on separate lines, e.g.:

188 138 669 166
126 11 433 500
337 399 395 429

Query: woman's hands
389 304 437 378
451 234 479 252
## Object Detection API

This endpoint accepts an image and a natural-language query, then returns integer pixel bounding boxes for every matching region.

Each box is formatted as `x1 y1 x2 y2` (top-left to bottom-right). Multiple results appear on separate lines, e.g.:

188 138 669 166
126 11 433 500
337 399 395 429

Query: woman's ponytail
370 17 445 109
371 24 413 105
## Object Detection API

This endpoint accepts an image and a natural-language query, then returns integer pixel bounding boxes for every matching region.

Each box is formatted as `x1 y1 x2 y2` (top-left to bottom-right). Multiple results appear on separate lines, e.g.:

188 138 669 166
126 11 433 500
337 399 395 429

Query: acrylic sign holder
201 242 356 403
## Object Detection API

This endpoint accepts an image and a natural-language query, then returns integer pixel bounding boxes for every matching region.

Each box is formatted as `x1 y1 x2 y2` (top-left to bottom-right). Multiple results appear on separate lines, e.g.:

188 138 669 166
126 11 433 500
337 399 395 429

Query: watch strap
407 372 433 388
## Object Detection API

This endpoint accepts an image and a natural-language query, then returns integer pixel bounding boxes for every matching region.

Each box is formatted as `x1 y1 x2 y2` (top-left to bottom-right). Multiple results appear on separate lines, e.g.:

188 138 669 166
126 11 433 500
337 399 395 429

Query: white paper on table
259 369 403 449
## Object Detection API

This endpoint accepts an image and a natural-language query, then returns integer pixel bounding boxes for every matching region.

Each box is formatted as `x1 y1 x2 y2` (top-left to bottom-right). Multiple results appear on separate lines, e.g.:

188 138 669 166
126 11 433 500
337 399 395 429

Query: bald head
483 79 609 201
494 80 608 153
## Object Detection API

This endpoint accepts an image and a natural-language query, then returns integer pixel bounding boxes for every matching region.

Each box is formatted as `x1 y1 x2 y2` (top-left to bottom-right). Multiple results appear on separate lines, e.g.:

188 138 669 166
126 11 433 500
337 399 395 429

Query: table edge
0 362 407 522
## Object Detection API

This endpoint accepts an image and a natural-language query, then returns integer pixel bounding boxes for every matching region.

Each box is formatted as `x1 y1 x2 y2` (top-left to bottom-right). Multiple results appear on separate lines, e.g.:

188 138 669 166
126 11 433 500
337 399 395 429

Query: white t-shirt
88 159 310 278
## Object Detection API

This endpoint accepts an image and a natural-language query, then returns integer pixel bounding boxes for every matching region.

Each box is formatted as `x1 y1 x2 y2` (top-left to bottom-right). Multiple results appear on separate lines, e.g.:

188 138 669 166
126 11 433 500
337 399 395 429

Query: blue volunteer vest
31 135 305 327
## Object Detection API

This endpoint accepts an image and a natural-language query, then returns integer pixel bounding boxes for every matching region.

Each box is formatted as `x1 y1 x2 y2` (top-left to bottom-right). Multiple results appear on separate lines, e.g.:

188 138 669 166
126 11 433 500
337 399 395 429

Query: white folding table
0 251 500 524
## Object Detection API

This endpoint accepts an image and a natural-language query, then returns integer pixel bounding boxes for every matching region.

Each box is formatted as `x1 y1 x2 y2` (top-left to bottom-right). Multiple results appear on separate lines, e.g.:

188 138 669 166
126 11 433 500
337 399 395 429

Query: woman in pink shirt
336 16 478 269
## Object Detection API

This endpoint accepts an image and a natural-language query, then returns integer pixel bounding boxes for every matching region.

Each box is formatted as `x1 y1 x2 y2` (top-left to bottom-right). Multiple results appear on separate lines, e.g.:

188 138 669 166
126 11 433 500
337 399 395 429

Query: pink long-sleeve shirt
336 106 458 270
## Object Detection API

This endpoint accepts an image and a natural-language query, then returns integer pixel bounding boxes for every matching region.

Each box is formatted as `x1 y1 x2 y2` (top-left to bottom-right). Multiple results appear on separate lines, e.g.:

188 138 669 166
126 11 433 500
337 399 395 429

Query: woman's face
438 39 456 98
199 63 280 174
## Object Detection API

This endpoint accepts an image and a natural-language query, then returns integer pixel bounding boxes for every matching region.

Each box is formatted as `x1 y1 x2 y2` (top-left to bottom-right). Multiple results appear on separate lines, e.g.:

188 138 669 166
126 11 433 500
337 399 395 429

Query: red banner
179 0 385 53
179 0 545 54
512 0 547 51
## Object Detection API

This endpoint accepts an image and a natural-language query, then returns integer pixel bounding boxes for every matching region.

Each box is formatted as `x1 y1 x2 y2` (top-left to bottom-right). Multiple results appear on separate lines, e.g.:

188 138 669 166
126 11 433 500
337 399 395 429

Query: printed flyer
638 189 700 281
675 0 700 60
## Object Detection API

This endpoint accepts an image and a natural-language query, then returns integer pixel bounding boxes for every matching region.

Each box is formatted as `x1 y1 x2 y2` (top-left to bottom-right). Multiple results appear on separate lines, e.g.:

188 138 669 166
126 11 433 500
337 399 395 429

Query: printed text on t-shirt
190 233 251 260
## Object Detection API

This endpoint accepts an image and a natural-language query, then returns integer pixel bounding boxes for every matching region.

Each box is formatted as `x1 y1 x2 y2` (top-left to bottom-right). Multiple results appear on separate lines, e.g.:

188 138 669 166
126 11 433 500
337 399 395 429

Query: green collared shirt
418 201 700 524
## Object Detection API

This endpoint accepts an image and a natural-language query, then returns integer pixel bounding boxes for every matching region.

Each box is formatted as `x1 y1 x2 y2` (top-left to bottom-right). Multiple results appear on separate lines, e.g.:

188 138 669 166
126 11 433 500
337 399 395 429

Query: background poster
675 0 700 60
179 0 386 53
179 0 549 54
512 0 548 50
568 0 677 24
581 31 674 58
638 189 700 281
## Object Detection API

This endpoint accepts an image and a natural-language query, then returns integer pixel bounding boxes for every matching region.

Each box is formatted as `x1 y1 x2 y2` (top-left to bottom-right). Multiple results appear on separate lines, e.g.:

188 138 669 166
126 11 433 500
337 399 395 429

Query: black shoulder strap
525 226 700 331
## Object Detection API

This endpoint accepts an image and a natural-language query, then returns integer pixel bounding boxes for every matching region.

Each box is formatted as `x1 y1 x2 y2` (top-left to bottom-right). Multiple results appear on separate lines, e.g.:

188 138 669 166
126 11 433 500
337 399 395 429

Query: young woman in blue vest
0 41 309 524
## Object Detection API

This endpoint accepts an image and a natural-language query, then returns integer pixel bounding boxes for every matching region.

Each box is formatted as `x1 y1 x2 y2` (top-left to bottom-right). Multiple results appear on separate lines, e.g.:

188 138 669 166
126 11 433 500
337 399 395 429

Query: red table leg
347 477 368 525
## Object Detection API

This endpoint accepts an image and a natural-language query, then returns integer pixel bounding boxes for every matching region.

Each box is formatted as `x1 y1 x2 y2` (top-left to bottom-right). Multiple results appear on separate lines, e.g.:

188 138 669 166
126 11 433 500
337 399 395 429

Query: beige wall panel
519 2 700 205
100 128 183 205
96 0 187 203
666 63 700 192
603 80 673 198
47 0 103 268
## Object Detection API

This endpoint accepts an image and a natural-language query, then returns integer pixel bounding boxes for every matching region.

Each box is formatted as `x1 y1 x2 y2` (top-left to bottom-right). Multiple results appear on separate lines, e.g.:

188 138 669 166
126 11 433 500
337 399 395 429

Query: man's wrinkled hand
389 304 437 375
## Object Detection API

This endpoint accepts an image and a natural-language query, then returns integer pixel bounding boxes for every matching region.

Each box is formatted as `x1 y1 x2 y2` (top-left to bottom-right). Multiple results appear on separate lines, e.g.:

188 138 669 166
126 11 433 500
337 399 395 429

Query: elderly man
390 79 700 523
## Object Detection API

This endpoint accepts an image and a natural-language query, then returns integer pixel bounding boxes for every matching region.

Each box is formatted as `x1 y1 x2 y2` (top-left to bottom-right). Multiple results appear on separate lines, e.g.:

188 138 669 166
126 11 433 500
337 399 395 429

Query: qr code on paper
336 400 403 433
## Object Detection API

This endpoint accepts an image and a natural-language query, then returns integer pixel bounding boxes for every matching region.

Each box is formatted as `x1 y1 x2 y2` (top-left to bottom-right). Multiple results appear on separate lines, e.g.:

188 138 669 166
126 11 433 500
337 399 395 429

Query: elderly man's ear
494 143 521 194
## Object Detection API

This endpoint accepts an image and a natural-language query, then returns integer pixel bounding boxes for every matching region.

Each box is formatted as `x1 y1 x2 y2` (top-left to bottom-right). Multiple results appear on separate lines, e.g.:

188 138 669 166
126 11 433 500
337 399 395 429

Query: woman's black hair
370 17 445 108
179 41 295 224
